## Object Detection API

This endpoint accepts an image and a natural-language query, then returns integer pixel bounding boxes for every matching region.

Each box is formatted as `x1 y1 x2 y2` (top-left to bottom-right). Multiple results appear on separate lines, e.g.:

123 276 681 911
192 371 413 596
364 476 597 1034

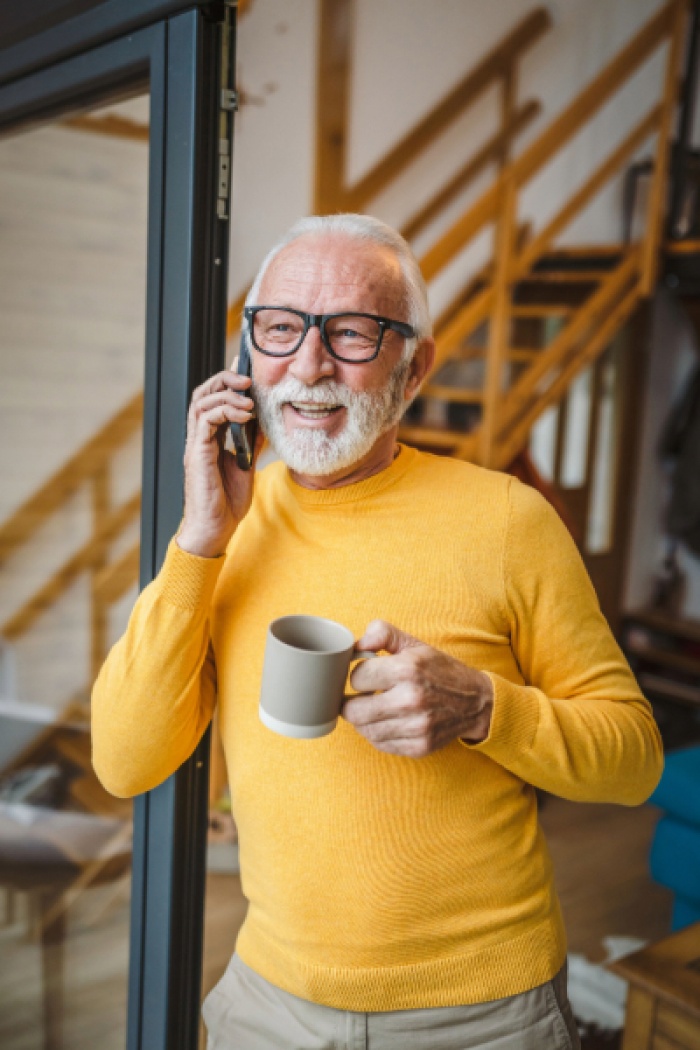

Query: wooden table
610 923 700 1050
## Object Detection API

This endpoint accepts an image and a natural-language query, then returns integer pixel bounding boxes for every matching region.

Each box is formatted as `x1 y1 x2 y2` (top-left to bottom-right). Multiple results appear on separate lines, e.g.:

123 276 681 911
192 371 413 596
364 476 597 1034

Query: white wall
228 0 318 307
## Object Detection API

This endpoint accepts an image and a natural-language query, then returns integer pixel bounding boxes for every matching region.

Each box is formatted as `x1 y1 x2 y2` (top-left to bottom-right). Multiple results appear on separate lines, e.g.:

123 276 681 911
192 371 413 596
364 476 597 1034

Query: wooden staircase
306 0 690 471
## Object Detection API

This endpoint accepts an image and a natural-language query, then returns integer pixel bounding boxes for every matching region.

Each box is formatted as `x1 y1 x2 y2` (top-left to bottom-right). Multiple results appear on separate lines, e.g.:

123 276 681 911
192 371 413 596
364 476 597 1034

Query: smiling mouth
287 402 345 419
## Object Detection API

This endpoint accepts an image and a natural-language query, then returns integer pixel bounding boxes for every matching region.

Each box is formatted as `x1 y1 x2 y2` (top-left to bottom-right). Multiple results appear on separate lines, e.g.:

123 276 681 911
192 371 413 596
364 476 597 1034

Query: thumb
356 619 419 655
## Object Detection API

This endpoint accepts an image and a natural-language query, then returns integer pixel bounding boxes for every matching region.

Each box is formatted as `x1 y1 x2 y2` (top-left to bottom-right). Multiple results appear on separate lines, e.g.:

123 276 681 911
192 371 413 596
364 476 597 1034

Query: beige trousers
203 953 581 1050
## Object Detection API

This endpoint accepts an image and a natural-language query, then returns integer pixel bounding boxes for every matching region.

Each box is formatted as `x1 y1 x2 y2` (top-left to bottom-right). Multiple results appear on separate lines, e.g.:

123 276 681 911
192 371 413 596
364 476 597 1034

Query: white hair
244 214 432 349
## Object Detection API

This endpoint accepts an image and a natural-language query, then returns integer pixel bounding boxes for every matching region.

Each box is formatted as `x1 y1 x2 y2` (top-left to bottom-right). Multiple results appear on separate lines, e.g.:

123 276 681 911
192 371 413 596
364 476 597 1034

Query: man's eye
339 327 360 339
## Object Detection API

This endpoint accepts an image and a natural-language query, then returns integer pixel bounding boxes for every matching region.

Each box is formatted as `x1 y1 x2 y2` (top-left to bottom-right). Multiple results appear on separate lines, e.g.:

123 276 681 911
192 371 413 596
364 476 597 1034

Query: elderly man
92 214 662 1050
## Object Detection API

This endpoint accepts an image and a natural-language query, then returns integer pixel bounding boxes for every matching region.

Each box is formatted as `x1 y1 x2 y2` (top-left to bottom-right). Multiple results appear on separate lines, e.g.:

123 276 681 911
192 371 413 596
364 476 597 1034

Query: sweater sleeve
91 539 224 798
465 477 664 805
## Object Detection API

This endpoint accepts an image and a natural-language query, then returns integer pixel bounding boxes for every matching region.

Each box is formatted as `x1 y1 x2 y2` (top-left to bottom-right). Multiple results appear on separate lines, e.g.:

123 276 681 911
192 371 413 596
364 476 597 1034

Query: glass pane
0 91 149 1050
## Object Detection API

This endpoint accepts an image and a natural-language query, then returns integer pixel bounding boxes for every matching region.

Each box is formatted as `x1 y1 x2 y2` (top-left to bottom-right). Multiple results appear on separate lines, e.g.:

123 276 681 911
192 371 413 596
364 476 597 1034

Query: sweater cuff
157 537 226 610
459 672 541 759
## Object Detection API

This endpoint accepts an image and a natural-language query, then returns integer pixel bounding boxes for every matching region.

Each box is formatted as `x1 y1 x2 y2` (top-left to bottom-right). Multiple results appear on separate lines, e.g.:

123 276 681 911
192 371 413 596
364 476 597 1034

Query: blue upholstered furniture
649 745 700 930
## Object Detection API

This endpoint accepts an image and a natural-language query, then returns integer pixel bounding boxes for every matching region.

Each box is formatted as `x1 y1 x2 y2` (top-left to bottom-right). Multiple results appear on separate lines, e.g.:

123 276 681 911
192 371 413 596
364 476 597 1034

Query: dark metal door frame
0 5 237 1048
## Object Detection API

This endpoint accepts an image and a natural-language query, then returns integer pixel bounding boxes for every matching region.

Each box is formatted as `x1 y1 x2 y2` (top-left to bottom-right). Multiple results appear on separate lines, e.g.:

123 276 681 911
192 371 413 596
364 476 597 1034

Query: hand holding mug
341 619 494 756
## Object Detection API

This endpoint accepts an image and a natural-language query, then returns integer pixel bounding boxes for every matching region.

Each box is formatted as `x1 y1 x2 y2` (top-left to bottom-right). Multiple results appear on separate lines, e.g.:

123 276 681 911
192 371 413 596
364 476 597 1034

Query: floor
0 796 673 1049
539 795 673 962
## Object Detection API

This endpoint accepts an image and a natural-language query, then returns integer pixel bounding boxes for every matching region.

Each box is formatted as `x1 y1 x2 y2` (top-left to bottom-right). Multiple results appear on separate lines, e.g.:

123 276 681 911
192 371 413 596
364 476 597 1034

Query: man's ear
404 337 436 402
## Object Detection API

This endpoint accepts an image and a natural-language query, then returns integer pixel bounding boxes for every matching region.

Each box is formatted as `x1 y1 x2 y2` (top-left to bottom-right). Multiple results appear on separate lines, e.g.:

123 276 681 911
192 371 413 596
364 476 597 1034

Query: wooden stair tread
398 425 464 448
422 384 484 403
510 303 574 317
451 345 539 362
537 243 624 258
516 270 605 283
665 239 700 255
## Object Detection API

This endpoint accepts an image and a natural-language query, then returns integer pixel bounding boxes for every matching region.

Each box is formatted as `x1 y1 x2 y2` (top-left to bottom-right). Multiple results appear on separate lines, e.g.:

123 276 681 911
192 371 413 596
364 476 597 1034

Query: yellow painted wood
93 543 140 606
514 105 662 280
510 304 574 318
422 385 484 404
62 114 149 142
342 8 551 211
420 0 676 283
641 0 689 295
397 426 462 449
314 0 353 214
497 251 640 434
665 238 700 254
493 284 642 470
2 494 140 641
481 178 517 467
656 1001 700 1050
432 286 495 373
0 394 142 566
91 467 110 685
401 100 540 242
622 987 656 1050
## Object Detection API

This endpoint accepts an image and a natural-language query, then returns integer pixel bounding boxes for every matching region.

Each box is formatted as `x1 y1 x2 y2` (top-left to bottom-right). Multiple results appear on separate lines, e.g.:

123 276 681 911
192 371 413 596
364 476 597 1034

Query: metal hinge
216 4 237 221
221 88 238 111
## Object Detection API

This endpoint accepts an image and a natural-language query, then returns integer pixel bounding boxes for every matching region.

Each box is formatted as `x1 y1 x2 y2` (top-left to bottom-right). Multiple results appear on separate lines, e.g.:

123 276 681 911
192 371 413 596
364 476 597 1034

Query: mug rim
268 614 354 655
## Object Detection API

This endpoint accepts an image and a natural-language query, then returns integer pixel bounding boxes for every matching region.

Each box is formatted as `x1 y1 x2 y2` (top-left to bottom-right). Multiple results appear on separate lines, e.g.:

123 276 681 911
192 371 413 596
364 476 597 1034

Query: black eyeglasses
244 305 416 364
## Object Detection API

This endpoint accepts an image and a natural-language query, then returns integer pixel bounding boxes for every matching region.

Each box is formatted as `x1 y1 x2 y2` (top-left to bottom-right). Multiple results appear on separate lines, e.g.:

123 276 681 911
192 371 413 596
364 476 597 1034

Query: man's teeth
289 402 341 417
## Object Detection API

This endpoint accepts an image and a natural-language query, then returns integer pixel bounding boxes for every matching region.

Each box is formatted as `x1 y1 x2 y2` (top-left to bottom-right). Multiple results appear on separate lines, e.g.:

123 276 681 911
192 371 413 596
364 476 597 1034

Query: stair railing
314 4 551 223
0 393 143 687
403 0 688 468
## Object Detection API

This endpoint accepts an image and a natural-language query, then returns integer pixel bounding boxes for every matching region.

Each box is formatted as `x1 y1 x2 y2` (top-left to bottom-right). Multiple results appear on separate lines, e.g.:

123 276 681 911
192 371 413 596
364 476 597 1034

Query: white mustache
253 376 351 408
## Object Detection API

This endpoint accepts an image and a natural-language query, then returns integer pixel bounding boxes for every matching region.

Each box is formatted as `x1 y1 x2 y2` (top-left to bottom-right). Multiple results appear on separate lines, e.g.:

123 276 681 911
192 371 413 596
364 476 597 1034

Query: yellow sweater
92 445 663 1011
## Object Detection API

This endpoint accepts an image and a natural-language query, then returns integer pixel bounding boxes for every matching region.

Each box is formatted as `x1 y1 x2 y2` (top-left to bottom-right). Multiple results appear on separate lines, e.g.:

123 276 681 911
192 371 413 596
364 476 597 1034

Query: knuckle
417 712 432 736
402 680 423 709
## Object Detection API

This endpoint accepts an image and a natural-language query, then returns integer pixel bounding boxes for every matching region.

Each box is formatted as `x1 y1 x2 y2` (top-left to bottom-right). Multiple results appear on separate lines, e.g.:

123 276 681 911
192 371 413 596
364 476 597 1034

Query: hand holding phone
177 341 259 558
229 329 258 471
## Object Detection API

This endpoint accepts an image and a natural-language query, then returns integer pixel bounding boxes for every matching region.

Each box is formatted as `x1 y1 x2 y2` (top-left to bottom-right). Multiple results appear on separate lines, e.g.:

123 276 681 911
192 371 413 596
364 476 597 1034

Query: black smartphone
229 329 258 471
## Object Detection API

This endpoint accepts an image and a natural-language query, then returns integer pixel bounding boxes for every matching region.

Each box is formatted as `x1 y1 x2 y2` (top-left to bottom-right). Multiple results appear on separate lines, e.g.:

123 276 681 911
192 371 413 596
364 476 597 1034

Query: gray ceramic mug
259 614 376 739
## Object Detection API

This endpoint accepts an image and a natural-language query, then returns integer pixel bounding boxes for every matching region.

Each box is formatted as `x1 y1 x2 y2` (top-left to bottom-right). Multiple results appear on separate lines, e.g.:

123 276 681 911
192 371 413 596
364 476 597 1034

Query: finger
349 647 422 693
347 715 432 757
195 390 255 414
341 686 416 727
194 403 255 441
355 619 421 656
192 369 251 404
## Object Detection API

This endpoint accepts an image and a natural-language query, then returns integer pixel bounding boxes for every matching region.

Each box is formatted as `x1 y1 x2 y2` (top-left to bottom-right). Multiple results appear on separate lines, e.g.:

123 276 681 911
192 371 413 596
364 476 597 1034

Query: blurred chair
649 744 700 930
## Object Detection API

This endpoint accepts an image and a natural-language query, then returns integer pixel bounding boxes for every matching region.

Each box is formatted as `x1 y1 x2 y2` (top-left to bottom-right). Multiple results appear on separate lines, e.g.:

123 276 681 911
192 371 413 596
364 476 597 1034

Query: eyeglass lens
251 309 382 361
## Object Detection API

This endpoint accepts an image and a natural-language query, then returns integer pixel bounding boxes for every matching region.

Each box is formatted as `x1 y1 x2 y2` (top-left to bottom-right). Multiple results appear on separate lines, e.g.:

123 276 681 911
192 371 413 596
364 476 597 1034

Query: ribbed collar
281 444 418 507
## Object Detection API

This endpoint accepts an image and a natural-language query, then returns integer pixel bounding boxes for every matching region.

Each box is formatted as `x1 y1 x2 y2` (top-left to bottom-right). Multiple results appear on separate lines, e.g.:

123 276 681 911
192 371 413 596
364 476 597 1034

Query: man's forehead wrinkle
260 238 406 313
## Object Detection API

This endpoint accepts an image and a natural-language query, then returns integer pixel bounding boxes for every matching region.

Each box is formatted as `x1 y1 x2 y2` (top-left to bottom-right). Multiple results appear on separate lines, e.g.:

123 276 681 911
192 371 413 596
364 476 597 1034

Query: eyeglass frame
244 305 417 363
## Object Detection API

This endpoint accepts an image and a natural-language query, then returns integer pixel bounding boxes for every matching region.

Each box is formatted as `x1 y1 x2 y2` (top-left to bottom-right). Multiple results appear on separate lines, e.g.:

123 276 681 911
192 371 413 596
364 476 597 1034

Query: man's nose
288 324 336 384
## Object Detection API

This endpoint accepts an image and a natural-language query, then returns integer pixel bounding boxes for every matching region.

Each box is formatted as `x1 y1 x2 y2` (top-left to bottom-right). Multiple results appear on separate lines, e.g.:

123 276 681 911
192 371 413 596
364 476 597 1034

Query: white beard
252 360 412 476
